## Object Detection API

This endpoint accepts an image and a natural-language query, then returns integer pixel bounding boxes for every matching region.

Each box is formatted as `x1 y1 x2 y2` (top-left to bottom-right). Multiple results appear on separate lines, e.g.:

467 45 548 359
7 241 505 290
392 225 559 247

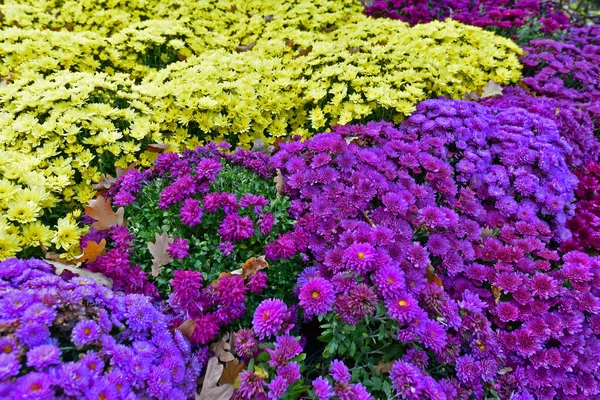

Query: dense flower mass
271 99 599 398
364 0 569 34
0 258 201 399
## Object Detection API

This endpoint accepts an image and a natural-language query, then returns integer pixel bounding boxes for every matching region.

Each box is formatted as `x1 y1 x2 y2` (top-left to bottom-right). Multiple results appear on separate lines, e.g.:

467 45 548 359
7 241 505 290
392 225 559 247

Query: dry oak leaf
146 143 171 153
251 139 274 155
85 196 125 231
75 239 107 264
230 255 268 278
425 264 443 288
93 163 137 192
148 232 174 277
196 357 234 400
176 319 197 339
274 169 284 195
491 285 502 305
39 241 74 265
235 42 255 53
481 80 503 98
219 359 246 386
373 361 394 375
210 336 235 363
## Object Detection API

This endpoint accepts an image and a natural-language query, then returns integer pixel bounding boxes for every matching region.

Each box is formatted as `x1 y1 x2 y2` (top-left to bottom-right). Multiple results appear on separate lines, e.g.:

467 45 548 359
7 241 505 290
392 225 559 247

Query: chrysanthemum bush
0 258 202 399
82 143 303 343
266 99 599 399
520 24 600 125
364 0 570 39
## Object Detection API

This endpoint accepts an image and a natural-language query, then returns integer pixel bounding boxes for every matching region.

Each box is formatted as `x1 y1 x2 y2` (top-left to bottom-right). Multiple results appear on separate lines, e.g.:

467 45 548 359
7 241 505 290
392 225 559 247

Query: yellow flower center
84 328 91 335
262 311 270 322
30 384 41 392
387 277 394 283
398 300 407 306
312 291 319 298
3 345 12 354
357 252 365 259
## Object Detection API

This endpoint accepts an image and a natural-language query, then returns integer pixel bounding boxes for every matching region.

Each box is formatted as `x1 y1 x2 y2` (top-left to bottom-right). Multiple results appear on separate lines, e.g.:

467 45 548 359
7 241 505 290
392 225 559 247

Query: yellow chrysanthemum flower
21 221 54 248
52 217 82 251
0 230 22 260
6 200 42 224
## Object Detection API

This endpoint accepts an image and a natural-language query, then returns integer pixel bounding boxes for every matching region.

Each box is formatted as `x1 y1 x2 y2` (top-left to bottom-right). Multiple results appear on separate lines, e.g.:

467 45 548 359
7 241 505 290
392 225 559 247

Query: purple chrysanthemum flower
0 353 21 380
312 376 334 400
330 359 351 383
385 293 419 323
217 241 234 256
267 375 289 399
240 194 269 213
298 277 335 318
218 213 254 242
372 264 406 300
343 243 377 274
390 361 423 398
16 323 50 348
252 299 290 339
26 344 61 370
180 198 203 226
234 329 258 359
259 213 275 235
237 370 266 398
277 362 301 383
71 320 101 347
455 355 479 383
248 271 268 293
167 238 189 260
266 335 303 367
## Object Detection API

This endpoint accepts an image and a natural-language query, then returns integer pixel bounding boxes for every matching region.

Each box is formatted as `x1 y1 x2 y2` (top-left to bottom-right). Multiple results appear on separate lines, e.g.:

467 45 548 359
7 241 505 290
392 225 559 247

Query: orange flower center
3 345 12 354
84 328 91 335
262 311 270 322
30 384 41 392
398 300 407 306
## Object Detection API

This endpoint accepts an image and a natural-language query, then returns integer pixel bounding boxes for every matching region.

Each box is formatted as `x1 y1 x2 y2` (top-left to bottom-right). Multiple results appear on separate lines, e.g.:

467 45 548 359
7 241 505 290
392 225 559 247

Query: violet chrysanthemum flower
0 353 21 380
277 362 301 383
298 277 335 318
234 329 258 359
265 233 296 261
267 375 289 399
372 264 406 300
248 271 268 293
180 198 203 226
240 194 269 213
253 299 290 338
330 360 351 383
312 376 334 400
167 238 189 259
266 335 303 367
343 243 377 274
390 361 423 398
218 241 234 256
385 293 419 323
218 213 254 242
420 320 447 353
259 213 275 235
71 320 101 347
336 284 378 325
237 370 266 398
26 344 61 370
455 355 479 383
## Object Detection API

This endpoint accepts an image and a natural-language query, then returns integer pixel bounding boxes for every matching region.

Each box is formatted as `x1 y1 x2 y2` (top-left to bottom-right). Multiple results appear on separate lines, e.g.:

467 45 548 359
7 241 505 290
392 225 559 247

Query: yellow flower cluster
0 0 523 259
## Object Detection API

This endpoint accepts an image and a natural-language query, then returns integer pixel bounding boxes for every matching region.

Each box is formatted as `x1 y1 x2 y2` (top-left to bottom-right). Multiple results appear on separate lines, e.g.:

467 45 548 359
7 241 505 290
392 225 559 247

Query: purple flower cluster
311 360 372 400
0 258 201 399
364 0 569 33
270 97 599 397
521 25 600 125
563 162 600 252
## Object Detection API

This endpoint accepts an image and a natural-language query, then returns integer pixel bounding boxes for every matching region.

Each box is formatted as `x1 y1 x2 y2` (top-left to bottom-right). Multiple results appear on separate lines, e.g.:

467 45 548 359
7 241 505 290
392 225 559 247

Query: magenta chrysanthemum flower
167 238 189 259
372 264 406 300
266 335 303 367
330 360 351 383
259 213 275 235
312 376 334 400
252 299 290 338
234 329 258 359
237 370 266 398
71 320 101 347
385 293 419 323
390 361 423 398
277 362 301 383
217 241 234 256
343 243 377 274
267 375 289 399
248 271 268 293
180 198 203 226
420 320 447 353
240 194 269 212
298 277 335 318
218 213 254 242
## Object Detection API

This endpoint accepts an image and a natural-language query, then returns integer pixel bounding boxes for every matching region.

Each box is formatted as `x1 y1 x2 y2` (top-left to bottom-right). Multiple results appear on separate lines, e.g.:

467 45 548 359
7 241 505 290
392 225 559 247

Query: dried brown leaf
426 264 443 287
230 256 268 278
491 285 502 305
236 43 255 53
196 357 234 400
176 319 197 339
146 143 171 153
373 361 394 375
219 359 246 385
75 239 107 264
85 196 125 231
295 45 313 58
251 139 274 155
148 232 174 277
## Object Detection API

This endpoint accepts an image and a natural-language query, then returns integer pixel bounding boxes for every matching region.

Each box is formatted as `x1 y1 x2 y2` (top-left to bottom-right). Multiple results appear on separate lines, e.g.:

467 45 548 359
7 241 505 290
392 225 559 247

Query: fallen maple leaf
230 256 268 278
176 319 197 339
210 336 235 363
481 80 503 98
219 359 246 386
85 196 125 231
92 163 137 192
425 264 443 288
196 357 234 400
75 239 107 264
148 232 173 277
